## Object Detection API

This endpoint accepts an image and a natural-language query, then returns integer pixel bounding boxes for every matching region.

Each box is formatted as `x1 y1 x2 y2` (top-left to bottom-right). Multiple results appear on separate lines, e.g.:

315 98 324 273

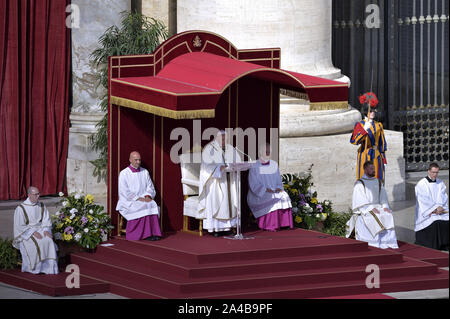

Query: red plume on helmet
359 92 378 108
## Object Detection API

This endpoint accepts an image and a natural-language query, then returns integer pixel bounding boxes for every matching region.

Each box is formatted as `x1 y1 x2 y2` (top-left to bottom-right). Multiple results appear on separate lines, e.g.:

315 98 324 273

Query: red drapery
0 0 71 200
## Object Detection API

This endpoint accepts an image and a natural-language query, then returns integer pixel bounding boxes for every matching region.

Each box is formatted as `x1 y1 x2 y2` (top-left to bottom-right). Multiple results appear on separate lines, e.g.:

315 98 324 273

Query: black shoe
145 236 158 241
153 236 161 241
213 232 221 237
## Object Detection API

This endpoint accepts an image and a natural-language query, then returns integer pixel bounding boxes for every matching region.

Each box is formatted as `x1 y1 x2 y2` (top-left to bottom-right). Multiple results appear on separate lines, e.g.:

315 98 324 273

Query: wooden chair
179 151 203 236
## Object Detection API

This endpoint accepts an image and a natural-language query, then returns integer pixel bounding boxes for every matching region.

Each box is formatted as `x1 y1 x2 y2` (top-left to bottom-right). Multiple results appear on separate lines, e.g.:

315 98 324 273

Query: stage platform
0 228 448 298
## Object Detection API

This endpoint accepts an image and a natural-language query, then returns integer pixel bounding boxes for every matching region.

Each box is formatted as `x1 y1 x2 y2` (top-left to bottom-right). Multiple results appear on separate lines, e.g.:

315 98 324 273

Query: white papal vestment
198 140 241 232
13 199 59 274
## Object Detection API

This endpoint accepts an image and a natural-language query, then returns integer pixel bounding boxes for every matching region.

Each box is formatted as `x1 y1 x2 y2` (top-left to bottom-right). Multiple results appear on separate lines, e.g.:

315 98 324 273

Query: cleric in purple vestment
247 143 293 231
116 151 162 241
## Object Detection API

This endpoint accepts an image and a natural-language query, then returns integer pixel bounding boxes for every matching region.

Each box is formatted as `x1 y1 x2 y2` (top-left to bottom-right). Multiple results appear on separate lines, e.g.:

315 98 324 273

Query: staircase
68 229 448 299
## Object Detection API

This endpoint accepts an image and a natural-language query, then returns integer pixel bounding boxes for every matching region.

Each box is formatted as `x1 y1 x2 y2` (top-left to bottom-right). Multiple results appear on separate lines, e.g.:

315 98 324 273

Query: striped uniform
350 120 387 183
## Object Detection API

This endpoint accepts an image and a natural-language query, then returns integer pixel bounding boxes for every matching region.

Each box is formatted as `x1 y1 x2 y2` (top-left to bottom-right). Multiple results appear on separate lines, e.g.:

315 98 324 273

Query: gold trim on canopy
110 96 215 119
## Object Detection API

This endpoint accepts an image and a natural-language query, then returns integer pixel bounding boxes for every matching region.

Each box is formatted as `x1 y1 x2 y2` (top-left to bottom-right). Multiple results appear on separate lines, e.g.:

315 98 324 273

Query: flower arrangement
282 165 332 230
52 192 114 250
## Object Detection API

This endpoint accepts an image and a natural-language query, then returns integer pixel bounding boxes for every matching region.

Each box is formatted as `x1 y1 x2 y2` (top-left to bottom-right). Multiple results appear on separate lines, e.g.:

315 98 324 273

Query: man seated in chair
198 130 240 237
116 151 162 241
13 186 59 274
247 143 293 231
346 161 398 249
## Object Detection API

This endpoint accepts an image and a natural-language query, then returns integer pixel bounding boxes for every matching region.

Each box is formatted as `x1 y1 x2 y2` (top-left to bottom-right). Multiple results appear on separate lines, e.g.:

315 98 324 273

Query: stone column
69 0 130 197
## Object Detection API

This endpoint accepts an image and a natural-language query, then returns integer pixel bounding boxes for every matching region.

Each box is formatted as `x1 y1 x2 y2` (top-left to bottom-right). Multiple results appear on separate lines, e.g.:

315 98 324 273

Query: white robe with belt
247 160 292 218
116 167 159 221
198 141 240 232
415 178 449 232
346 175 398 249
13 199 59 274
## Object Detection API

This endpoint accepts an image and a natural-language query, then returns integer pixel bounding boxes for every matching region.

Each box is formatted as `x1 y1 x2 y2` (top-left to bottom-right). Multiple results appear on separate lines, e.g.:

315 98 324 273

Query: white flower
84 228 89 233
58 192 64 197
62 201 68 207
292 207 299 213
315 214 320 218
324 200 330 205
70 208 78 214
74 194 81 200
74 233 82 241
89 209 93 214
70 213 76 220
54 233 62 240
55 211 61 216
305 203 310 208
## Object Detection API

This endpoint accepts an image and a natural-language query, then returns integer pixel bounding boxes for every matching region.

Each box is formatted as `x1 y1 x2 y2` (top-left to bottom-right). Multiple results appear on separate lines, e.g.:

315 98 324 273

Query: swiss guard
350 92 387 183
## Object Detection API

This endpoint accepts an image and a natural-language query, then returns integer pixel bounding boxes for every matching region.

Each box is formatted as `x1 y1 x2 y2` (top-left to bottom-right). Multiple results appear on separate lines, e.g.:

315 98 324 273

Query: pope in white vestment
414 164 449 250
13 187 59 274
198 131 241 235
346 162 398 249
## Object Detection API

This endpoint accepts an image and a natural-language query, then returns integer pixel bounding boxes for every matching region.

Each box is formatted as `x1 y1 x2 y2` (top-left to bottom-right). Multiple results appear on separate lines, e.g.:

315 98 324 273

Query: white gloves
363 117 372 131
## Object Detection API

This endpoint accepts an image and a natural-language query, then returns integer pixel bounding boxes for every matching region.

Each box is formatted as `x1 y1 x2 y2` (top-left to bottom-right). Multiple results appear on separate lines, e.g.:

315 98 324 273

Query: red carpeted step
83 243 403 279
70 250 438 298
0 269 109 297
397 241 449 267
107 232 369 265
187 269 449 299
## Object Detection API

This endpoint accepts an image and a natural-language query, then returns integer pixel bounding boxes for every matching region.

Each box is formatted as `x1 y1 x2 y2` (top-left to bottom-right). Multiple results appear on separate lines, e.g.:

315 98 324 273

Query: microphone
233 147 253 162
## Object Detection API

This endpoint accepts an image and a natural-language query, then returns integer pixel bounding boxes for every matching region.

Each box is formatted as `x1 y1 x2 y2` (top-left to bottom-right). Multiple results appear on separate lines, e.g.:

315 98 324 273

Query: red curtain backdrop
0 0 71 200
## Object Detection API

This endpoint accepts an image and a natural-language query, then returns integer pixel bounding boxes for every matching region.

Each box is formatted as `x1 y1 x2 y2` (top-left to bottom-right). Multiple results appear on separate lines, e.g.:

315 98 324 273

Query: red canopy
110 45 348 120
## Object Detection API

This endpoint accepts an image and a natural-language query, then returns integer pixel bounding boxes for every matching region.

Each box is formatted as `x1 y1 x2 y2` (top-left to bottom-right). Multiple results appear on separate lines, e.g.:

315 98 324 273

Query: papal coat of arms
193 35 202 48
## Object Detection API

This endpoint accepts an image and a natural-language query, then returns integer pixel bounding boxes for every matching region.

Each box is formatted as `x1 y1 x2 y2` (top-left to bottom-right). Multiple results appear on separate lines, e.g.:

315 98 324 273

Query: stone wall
68 0 130 196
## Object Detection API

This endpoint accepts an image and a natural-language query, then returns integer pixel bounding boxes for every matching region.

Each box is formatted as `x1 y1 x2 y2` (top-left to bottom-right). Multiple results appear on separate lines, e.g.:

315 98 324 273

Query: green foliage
322 210 353 237
0 237 20 270
89 11 169 181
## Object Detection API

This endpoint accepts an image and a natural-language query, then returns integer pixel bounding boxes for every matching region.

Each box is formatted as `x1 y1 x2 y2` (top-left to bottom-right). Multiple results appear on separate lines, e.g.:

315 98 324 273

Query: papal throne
179 151 204 236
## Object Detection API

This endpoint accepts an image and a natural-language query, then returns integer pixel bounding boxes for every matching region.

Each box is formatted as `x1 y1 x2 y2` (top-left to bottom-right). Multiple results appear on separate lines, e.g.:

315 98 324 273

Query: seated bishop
346 161 399 249
247 143 293 231
13 187 59 274
414 162 449 250
116 151 162 241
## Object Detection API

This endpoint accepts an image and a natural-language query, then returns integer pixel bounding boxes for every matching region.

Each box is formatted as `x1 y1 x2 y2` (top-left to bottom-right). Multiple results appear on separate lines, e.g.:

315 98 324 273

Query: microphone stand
224 147 255 240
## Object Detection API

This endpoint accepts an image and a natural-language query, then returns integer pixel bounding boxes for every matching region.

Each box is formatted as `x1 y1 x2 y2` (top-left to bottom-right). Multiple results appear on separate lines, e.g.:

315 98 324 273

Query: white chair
180 151 204 236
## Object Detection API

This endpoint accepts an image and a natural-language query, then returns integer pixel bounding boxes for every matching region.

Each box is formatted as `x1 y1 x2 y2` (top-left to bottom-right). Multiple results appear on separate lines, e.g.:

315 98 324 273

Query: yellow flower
85 194 95 204
62 233 73 241
295 216 303 224
56 223 63 230
87 215 94 222
64 217 72 224
311 197 318 204
283 184 289 189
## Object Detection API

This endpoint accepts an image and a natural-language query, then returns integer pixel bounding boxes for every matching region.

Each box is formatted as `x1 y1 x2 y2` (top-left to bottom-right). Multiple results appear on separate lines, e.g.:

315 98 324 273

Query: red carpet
1 228 448 298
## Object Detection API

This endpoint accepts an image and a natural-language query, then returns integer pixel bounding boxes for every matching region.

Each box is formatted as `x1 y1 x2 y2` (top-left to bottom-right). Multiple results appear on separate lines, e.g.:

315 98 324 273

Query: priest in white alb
346 161 398 249
116 151 162 241
198 130 241 236
414 163 449 250
247 143 293 231
13 186 59 274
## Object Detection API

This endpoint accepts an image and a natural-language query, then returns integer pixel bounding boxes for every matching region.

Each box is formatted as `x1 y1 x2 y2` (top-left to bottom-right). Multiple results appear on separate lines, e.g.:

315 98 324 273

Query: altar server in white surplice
346 161 399 249
13 187 59 274
198 130 240 236
116 151 162 241
247 143 293 231
414 163 449 250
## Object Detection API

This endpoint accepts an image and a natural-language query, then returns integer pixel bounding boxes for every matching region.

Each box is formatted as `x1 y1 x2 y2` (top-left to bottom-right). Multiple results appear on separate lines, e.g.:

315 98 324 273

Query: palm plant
89 11 168 181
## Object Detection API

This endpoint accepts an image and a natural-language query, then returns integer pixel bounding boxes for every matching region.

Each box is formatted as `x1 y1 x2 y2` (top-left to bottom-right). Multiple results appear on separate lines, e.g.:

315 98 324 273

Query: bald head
27 186 40 203
129 151 142 169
